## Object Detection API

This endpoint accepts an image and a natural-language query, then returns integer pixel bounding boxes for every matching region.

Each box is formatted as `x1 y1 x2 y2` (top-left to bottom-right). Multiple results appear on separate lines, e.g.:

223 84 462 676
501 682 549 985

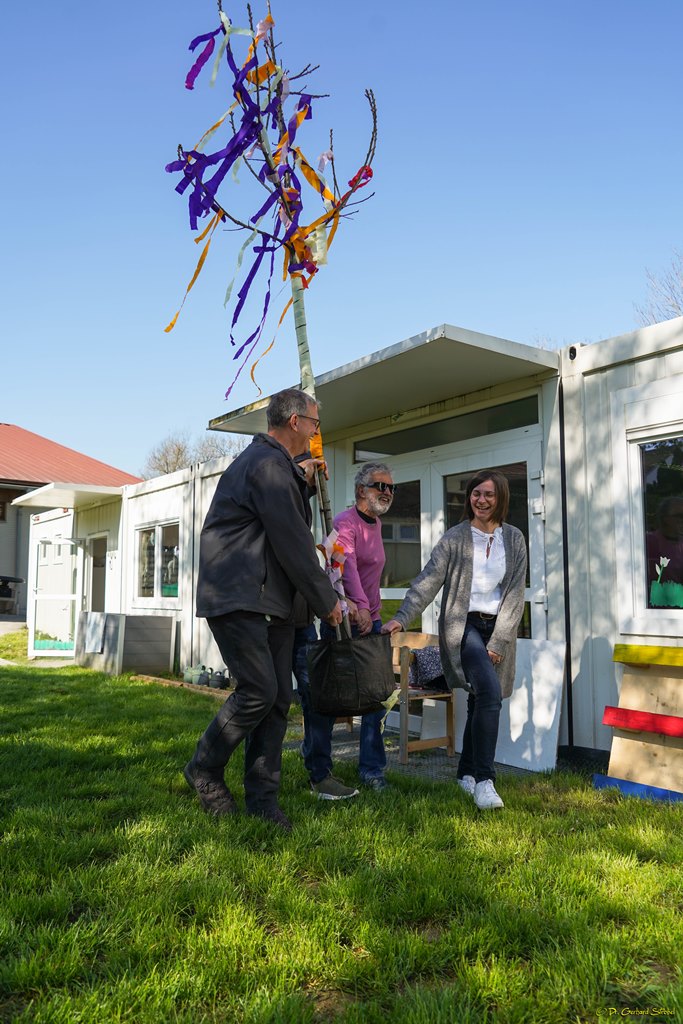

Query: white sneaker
474 779 504 810
457 775 476 796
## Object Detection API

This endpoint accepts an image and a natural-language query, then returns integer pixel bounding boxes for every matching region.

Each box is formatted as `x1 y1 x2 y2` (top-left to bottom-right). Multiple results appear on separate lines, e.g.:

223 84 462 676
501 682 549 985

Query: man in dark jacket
184 388 342 831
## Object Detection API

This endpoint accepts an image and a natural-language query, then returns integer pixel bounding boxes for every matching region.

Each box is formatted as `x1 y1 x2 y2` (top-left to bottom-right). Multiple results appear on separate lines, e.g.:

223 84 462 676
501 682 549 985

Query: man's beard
366 495 392 517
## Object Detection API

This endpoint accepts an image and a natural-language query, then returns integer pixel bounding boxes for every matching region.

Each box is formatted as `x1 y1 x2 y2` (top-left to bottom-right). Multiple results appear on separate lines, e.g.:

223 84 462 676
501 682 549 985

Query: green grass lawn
1 654 682 1023
0 626 31 666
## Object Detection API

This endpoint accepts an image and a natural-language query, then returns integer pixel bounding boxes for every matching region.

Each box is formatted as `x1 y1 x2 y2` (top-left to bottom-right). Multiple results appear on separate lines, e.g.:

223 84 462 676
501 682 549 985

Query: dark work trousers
457 613 503 784
191 611 295 812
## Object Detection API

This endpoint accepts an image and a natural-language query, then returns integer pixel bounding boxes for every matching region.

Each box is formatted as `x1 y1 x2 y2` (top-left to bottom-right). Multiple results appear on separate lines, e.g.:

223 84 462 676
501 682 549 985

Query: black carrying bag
307 632 396 716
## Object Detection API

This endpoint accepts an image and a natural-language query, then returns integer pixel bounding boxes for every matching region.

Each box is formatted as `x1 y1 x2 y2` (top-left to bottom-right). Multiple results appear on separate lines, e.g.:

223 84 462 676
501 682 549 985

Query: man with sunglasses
306 462 396 796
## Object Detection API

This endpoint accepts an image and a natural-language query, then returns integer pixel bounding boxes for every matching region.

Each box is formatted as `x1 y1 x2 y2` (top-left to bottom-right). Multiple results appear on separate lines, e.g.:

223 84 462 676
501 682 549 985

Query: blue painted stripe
593 773 683 802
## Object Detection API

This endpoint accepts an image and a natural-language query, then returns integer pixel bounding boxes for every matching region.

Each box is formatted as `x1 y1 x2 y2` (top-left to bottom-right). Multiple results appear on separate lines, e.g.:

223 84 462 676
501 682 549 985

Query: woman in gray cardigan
383 470 527 810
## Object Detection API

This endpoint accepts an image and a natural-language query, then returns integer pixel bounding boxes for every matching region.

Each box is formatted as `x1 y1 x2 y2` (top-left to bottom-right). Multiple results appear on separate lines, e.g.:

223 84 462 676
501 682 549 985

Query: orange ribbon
164 210 223 333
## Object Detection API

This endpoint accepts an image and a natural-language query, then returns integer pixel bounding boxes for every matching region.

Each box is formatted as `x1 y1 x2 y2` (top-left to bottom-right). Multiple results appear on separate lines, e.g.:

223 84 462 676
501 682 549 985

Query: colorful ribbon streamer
165 10 374 397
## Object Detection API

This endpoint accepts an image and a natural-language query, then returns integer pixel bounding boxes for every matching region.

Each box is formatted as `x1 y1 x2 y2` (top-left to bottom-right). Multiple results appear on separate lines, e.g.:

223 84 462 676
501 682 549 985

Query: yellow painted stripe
613 644 683 667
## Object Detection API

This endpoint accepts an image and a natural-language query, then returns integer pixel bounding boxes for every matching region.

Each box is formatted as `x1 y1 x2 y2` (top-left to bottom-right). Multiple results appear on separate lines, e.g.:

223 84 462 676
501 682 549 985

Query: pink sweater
333 506 385 618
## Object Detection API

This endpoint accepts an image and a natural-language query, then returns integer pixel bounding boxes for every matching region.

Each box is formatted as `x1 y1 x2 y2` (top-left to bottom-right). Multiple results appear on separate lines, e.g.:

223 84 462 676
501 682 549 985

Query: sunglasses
367 481 396 495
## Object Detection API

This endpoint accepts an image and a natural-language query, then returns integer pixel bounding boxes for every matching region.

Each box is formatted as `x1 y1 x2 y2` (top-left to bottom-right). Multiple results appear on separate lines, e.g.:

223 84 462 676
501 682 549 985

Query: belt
468 611 496 621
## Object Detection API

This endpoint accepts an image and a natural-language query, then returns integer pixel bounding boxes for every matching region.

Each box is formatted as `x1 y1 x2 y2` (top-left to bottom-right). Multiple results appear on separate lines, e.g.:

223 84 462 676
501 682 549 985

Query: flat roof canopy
209 323 559 436
12 483 123 510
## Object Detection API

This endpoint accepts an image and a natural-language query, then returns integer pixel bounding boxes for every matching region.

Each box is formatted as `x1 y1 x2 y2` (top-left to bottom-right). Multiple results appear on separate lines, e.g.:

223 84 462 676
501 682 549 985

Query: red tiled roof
0 424 142 487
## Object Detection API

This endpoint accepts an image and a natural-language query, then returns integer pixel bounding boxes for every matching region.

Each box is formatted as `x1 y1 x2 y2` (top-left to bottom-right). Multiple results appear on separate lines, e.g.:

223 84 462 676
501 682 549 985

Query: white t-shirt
468 525 506 614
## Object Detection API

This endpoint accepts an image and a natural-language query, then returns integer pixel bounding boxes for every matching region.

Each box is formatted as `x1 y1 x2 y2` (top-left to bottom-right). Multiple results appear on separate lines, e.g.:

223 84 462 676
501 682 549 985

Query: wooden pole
290 271 316 397
290 266 351 638
289 269 333 534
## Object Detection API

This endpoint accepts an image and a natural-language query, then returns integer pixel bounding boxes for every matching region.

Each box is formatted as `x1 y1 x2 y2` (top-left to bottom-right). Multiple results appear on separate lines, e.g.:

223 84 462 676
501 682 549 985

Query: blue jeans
294 619 387 783
457 614 502 783
292 623 318 766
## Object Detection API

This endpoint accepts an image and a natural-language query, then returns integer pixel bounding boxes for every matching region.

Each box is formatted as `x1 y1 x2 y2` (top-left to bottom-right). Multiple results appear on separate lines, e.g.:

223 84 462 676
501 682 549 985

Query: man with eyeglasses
304 462 396 797
184 388 343 831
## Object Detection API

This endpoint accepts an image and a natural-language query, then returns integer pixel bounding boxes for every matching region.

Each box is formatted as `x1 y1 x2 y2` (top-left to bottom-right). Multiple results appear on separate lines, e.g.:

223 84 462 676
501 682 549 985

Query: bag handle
314 470 352 640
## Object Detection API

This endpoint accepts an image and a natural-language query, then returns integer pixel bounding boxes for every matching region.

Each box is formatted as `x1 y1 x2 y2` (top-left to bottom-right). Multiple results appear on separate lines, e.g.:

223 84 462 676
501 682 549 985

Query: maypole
164 1 377 623
290 272 314 396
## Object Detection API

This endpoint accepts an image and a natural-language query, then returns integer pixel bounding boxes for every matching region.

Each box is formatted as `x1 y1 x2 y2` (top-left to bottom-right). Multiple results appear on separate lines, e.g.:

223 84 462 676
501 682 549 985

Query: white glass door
430 439 546 638
375 439 546 637
28 514 82 658
378 463 432 621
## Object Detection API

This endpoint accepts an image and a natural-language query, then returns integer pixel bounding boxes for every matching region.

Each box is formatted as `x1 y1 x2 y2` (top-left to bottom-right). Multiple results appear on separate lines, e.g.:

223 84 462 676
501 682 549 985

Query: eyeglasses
367 481 396 495
298 414 320 431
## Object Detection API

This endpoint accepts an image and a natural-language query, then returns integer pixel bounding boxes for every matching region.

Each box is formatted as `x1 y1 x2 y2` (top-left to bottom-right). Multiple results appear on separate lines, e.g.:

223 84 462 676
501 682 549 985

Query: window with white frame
378 480 421 587
611 374 683 635
136 522 180 601
640 437 683 611
161 523 180 597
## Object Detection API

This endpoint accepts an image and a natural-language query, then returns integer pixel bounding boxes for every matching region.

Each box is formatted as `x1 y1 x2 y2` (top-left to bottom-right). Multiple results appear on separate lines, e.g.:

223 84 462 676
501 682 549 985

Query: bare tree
194 432 248 463
635 250 683 326
141 431 247 478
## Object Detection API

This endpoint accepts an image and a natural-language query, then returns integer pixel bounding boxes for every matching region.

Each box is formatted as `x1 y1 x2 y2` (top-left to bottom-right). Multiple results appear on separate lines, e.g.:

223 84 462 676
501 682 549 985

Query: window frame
133 520 181 608
353 395 539 462
363 427 545 637
611 374 683 638
53 534 64 565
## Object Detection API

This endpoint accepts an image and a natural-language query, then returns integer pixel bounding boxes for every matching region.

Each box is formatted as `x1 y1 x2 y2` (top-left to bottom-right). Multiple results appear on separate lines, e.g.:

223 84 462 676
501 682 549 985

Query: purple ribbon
230 232 276 344
168 24 333 396
185 27 223 90
225 238 279 400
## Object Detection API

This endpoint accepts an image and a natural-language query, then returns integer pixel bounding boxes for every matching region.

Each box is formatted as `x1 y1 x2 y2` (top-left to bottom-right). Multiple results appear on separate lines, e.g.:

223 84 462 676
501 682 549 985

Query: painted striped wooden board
594 773 683 803
602 705 683 738
602 667 683 796
613 644 683 667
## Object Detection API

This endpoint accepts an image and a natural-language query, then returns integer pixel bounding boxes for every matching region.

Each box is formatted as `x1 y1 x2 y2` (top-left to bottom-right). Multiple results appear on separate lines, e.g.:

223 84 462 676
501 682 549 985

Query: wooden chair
390 632 456 765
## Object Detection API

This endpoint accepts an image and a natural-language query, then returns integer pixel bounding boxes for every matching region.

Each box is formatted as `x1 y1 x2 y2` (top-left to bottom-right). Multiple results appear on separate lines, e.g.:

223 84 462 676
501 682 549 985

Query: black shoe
310 775 359 800
247 805 293 833
362 775 389 792
183 761 237 816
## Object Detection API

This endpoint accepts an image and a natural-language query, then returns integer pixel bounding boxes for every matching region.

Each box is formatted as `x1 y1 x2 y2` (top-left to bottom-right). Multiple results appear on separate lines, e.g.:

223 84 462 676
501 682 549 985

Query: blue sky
2 1 682 476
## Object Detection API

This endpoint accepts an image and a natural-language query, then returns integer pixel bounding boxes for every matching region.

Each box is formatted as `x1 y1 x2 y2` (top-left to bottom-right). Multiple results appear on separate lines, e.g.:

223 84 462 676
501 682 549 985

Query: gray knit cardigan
393 521 527 698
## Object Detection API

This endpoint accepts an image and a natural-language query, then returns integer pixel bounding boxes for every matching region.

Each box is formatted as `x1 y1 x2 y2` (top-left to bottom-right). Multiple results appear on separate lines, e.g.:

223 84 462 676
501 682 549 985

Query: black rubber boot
183 760 237 816
183 713 238 816
246 805 292 832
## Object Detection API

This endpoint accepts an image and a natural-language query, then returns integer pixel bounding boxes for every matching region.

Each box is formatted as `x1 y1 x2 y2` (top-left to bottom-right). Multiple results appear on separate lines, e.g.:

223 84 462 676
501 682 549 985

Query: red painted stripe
602 705 683 738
